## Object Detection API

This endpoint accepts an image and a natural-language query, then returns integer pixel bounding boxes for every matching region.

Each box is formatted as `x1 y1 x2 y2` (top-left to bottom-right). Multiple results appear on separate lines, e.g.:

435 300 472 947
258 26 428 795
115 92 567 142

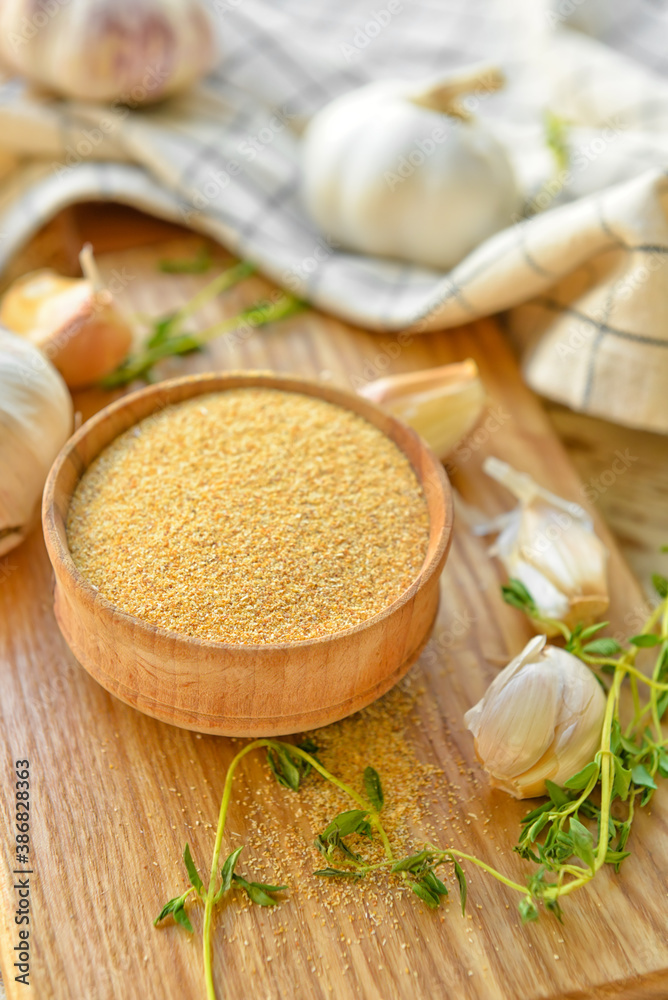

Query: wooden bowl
42 372 453 736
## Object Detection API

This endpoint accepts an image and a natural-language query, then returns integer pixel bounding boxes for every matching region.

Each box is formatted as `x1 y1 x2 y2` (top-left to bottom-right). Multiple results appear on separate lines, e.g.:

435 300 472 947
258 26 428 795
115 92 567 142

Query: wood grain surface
1 209 667 1000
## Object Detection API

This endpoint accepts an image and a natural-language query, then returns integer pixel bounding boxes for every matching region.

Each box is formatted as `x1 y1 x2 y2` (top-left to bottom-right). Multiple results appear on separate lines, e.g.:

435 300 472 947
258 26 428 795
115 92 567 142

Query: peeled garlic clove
301 65 520 271
465 636 606 799
480 457 609 634
0 0 215 105
0 329 73 556
359 360 485 458
0 248 133 389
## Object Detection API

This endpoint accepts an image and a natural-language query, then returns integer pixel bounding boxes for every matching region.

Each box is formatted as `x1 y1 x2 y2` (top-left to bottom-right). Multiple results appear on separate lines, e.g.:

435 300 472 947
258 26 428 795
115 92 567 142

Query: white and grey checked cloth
0 0 667 432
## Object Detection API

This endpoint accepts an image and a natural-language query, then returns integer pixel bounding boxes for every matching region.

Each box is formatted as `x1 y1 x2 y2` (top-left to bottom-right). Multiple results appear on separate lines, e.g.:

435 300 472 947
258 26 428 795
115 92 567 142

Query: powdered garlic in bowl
42 372 452 735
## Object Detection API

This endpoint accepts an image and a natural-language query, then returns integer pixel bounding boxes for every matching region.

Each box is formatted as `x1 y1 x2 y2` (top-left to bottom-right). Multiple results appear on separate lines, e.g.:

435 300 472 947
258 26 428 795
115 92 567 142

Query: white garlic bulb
301 65 520 271
465 636 606 799
478 457 609 634
0 0 215 105
0 329 73 556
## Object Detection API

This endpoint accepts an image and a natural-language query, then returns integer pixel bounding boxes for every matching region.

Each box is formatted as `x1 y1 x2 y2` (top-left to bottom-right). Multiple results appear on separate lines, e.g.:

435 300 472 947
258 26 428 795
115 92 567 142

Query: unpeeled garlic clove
359 360 485 458
478 457 609 634
0 246 133 389
465 635 606 799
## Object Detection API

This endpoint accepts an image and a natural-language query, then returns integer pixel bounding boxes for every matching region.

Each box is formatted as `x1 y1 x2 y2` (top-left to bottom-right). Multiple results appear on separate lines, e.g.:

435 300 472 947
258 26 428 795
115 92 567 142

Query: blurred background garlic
465 635 606 799
359 360 485 459
301 65 520 271
0 0 215 105
477 457 609 634
0 245 133 388
0 329 72 556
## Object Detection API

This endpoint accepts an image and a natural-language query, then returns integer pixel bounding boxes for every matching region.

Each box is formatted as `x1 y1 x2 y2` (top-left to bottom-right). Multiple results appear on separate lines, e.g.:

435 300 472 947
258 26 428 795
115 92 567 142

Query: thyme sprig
155 573 668 1000
502 573 668 919
100 260 304 387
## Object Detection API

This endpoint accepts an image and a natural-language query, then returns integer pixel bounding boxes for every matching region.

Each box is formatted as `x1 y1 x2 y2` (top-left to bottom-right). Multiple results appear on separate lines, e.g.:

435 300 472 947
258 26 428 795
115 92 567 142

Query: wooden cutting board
1 210 666 1000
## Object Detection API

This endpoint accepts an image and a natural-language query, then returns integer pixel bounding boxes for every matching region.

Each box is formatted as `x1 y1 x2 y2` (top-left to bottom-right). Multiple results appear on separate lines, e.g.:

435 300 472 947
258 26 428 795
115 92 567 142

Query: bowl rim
43 371 453 652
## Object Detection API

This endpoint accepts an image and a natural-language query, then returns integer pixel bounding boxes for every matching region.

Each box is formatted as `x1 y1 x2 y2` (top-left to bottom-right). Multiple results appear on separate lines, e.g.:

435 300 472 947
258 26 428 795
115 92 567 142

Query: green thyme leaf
630 634 661 648
172 905 194 933
579 622 610 640
154 895 185 925
569 817 595 871
363 767 384 812
604 848 631 866
154 893 194 932
657 691 668 720
277 749 301 791
451 857 467 915
564 761 599 791
232 874 286 906
545 780 570 808
582 638 622 656
652 574 668 599
501 580 537 614
657 748 668 778
297 739 320 773
519 897 539 923
520 802 553 826
525 815 550 843
544 110 570 175
147 313 178 348
219 846 244 896
390 850 432 873
423 870 449 898
159 246 213 273
619 732 640 756
410 881 440 908
613 757 632 801
631 763 657 790
267 747 301 792
183 843 204 895
321 810 371 840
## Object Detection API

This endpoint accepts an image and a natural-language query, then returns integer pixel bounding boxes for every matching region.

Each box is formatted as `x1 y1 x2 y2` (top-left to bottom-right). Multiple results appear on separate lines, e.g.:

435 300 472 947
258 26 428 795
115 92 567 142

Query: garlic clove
0 248 133 389
29 284 132 390
359 360 485 458
465 637 606 799
0 329 73 556
472 662 560 782
481 457 609 633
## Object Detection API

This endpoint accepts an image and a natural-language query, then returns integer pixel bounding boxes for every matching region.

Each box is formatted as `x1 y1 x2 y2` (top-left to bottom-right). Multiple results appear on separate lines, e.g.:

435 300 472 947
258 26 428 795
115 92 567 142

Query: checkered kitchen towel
1 0 668 433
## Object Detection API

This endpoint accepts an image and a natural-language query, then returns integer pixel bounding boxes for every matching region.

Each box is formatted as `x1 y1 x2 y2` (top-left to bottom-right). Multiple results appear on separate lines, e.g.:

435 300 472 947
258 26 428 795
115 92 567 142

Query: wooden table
1 204 667 1000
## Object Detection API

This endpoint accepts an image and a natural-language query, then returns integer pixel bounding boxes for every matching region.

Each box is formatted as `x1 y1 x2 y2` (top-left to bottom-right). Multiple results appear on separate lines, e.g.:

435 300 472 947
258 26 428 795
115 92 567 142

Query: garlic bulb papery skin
301 65 520 271
359 359 485 458
0 247 133 389
479 457 609 635
0 0 215 105
0 329 73 557
465 636 606 799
